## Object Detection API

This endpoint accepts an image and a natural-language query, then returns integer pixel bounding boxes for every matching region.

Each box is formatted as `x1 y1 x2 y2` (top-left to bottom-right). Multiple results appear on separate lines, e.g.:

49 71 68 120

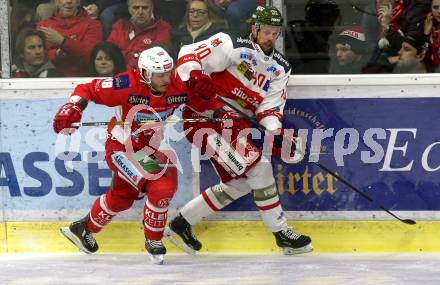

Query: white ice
0 253 439 285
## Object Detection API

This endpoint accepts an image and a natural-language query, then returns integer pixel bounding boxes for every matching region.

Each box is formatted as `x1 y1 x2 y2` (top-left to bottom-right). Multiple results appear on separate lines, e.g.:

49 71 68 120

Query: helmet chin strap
140 69 163 95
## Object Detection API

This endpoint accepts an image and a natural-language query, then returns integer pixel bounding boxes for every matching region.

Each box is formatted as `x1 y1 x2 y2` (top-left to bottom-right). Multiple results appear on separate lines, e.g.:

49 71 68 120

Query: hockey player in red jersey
54 46 189 264
166 6 313 255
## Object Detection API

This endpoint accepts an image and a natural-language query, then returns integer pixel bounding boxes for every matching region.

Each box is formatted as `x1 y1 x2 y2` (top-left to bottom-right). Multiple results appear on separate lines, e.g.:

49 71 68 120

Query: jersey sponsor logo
211 38 222 47
237 61 268 88
267 65 281 77
134 109 173 121
112 154 138 183
213 134 244 172
98 78 113 89
177 54 200 66
240 52 253 61
166 93 187 105
267 65 276 73
237 61 253 80
236 37 253 45
231 87 259 108
239 52 258 66
273 52 290 71
113 74 130 90
128 94 150 105
226 150 244 172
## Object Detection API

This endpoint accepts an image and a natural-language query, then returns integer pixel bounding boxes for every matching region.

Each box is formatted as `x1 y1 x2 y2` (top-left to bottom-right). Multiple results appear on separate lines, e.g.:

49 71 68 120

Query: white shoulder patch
101 78 113 89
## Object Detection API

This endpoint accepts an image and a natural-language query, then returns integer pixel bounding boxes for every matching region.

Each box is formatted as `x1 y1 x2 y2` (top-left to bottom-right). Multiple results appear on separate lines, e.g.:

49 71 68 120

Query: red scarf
377 0 405 30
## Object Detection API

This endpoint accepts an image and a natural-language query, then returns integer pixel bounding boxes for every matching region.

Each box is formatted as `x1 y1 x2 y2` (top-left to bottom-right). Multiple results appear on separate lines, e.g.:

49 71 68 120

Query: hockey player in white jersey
166 6 313 255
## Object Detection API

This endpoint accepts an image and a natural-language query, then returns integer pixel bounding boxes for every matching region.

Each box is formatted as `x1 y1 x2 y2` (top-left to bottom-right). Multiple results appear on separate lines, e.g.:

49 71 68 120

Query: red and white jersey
176 32 291 131
71 69 189 146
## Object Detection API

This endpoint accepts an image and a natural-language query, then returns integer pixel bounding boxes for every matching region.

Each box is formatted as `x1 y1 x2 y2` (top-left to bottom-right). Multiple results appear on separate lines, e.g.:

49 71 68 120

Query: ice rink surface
1 253 439 285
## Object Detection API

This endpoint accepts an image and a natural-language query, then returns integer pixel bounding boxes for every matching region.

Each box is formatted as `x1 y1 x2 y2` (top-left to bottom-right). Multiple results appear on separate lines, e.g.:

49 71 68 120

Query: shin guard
181 182 249 225
87 195 117 233
144 199 168 240
180 193 216 226
253 183 287 233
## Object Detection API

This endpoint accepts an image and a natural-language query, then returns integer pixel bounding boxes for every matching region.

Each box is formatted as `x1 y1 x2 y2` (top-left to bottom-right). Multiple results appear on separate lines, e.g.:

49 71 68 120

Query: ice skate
145 239 166 265
273 228 313 255
60 216 98 254
164 214 201 254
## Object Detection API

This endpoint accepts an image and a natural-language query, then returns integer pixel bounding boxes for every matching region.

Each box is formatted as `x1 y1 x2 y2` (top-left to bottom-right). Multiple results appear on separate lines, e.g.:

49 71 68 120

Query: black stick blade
402 219 417 225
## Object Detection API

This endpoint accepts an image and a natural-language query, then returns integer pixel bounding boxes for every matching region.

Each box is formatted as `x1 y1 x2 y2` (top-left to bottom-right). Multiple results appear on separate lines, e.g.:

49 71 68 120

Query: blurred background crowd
2 0 439 78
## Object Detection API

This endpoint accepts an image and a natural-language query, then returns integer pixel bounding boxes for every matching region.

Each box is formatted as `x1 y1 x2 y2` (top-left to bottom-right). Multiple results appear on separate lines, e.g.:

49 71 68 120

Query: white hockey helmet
138 46 174 84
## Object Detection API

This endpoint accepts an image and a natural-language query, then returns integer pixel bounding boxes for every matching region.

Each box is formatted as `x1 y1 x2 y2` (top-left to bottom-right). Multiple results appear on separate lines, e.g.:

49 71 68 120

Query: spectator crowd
288 0 439 74
8 0 264 78
6 0 440 77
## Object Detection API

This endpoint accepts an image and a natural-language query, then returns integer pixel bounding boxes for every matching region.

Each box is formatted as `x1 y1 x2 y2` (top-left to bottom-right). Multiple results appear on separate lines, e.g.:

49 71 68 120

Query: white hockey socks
180 192 216 225
144 199 168 240
181 182 247 225
253 183 287 233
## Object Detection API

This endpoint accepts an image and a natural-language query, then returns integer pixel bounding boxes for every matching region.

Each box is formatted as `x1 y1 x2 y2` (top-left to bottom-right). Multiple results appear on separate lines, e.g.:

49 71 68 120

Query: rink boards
1 220 439 254
1 75 440 252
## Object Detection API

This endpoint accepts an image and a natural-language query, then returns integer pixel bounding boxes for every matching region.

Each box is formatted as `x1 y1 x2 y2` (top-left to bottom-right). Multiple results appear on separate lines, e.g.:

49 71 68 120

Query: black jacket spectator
172 22 227 54
171 0 228 58
365 0 431 73
384 0 431 53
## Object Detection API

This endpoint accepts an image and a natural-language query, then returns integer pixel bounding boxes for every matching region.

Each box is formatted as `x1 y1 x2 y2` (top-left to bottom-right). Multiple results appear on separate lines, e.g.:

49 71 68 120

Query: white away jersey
176 32 291 131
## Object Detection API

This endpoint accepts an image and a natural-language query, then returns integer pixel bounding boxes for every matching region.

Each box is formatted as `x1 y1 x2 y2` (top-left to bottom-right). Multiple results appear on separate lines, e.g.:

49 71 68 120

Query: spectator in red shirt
107 0 172 69
36 0 103 76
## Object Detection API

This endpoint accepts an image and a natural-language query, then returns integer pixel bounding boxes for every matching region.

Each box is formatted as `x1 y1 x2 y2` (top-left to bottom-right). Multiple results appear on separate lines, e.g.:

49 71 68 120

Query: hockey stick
216 96 416 225
71 117 239 127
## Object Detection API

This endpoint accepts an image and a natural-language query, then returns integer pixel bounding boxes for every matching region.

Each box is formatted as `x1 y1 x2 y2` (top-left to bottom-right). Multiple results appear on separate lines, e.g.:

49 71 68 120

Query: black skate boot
164 214 202 254
145 239 167 265
60 216 99 254
273 228 313 255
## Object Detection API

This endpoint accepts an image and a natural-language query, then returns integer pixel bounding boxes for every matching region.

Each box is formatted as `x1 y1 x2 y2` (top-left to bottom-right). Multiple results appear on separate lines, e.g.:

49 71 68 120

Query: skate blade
163 227 196 255
148 253 164 265
59 227 92 254
282 243 314 255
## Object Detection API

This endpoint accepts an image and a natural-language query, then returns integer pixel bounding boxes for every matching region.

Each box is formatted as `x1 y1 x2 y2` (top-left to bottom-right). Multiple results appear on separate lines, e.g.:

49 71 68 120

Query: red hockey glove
214 109 250 131
272 129 305 163
188 70 217 100
53 102 83 134
129 124 164 153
